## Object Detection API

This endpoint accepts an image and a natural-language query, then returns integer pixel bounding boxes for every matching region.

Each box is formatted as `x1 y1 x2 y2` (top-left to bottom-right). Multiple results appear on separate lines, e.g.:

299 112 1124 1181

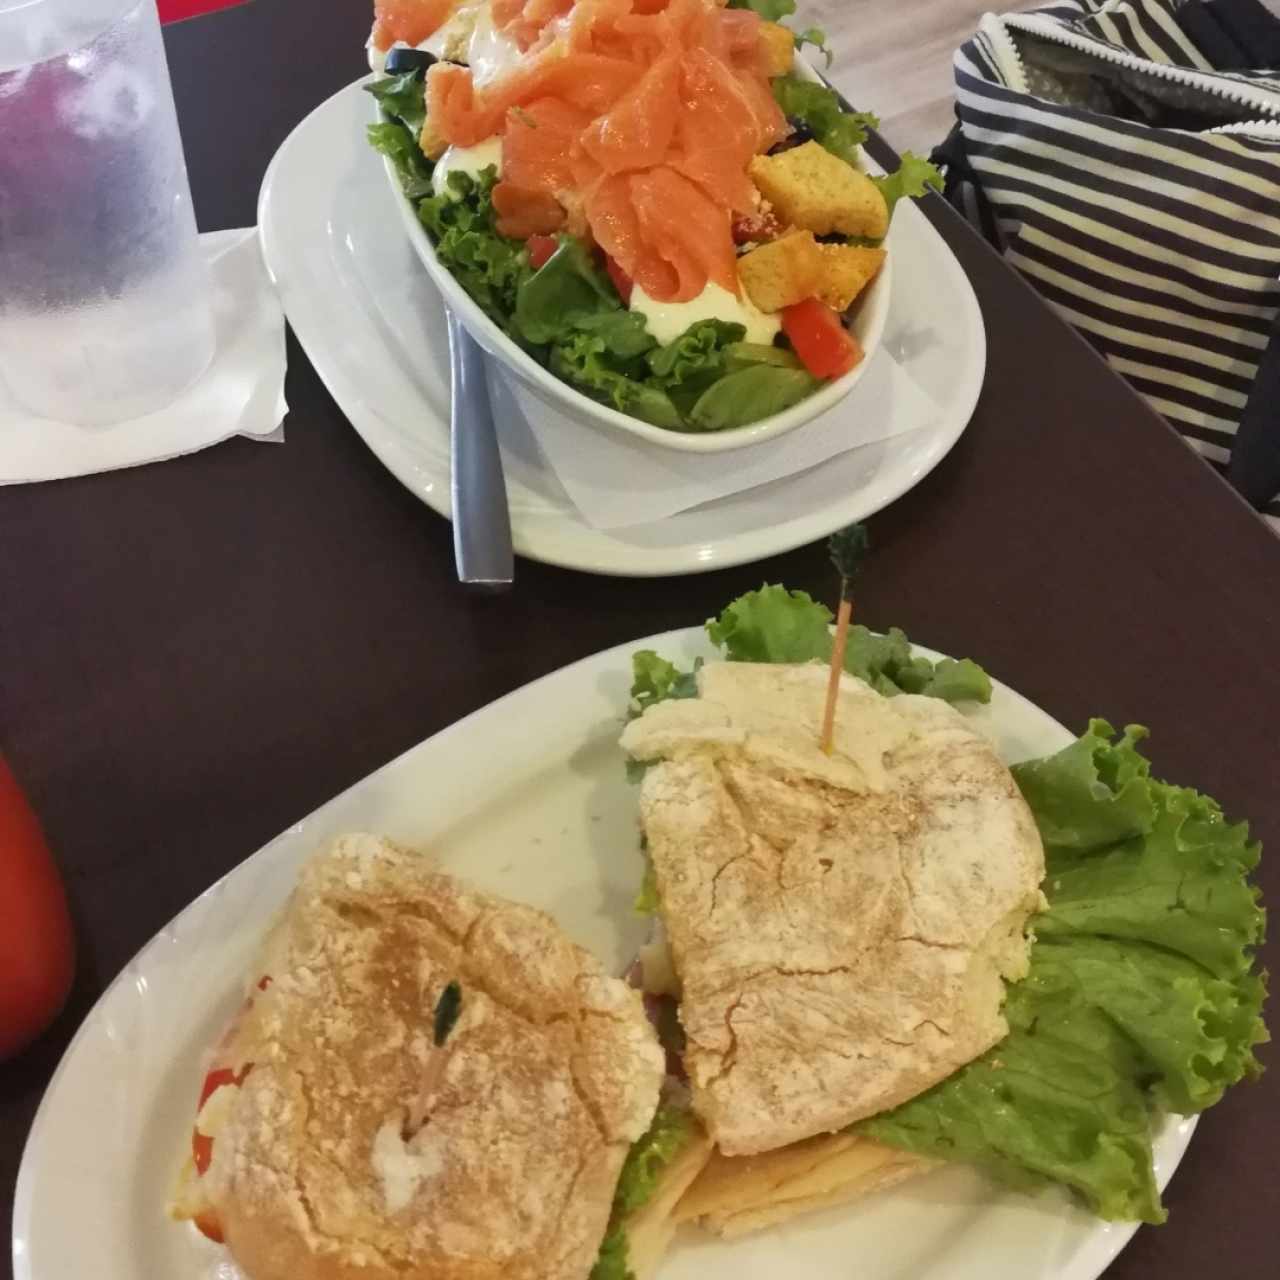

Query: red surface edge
158 0 252 25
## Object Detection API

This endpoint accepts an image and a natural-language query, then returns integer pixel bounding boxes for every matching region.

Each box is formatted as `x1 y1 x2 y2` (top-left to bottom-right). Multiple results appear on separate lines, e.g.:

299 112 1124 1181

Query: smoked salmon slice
670 47 765 214
578 53 680 174
492 182 567 237
501 96 591 197
631 166 738 300
417 0 787 303
371 0 458 51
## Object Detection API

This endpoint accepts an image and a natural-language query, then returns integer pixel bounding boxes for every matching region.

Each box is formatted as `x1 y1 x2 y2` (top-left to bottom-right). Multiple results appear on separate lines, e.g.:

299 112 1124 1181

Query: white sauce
630 281 782 346
465 3 524 86
372 1117 445 1214
432 137 504 199
366 0 521 83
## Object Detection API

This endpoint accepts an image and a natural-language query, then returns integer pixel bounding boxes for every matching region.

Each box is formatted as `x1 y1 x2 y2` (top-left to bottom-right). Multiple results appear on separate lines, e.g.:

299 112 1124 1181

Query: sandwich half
168 834 673 1280
620 662 1046 1226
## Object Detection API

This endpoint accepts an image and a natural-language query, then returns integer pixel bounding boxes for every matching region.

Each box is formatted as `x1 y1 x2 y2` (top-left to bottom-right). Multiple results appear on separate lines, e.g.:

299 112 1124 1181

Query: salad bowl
375 44 895 454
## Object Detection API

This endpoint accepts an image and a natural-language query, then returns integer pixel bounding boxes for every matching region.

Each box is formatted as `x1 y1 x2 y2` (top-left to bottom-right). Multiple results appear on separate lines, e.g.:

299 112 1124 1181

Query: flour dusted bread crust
186 835 665 1280
620 663 1045 1157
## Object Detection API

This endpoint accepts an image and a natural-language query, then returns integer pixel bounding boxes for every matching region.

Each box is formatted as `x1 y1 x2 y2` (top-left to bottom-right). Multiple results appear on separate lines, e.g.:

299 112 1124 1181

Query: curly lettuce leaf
795 25 833 66
366 121 434 201
590 1104 697 1279
771 74 878 167
589 1227 631 1280
613 1104 697 1216
1014 719 1156 853
706 584 833 664
631 650 700 713
416 169 530 330
363 69 426 133
648 320 744 400
873 151 943 218
550 337 681 429
705 585 992 702
864 722 1267 1223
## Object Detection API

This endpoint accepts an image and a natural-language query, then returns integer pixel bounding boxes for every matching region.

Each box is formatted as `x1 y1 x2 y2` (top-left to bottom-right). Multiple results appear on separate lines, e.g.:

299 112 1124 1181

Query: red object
157 0 252 24
604 254 633 303
190 1061 254 1175
193 1210 225 1244
781 299 864 379
526 234 558 270
0 757 74 1061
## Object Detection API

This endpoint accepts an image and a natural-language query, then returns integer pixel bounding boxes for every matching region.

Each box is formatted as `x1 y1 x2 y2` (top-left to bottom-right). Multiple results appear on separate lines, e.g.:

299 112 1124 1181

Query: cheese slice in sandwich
619 662 1046 1173
168 834 673 1280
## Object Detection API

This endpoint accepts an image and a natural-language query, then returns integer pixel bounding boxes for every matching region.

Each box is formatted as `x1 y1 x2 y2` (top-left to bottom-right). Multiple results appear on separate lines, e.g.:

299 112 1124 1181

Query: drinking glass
0 0 214 425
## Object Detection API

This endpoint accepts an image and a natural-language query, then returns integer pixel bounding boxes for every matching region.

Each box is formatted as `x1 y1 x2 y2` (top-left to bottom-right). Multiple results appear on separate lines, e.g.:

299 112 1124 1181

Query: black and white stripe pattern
944 0 1280 525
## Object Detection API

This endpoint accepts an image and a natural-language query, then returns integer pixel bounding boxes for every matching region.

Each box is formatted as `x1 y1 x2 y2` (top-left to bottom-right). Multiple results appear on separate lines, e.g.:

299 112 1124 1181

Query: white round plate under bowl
258 80 987 577
13 630 1194 1280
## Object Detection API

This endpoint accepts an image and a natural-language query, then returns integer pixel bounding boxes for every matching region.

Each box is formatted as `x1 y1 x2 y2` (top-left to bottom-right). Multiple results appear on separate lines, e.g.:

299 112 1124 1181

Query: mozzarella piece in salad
630 282 781 348
432 137 503 200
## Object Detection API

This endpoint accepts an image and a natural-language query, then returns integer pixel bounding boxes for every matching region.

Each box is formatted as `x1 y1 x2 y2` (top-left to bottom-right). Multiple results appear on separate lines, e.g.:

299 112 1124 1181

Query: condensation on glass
0 0 214 425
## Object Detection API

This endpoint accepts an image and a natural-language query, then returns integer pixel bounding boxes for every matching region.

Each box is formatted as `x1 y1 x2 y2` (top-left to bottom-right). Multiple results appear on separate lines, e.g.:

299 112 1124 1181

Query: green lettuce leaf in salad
646 322 819 429
688 364 818 431
515 236 625 345
771 74 879 168
366 121 435 201
863 720 1267 1223
794 26 833 67
550 330 682 430
364 70 427 134
417 168 532 331
872 150 943 218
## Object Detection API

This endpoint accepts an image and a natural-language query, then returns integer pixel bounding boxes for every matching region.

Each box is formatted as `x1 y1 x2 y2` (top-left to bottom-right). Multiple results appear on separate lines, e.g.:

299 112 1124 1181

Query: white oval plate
13 629 1192 1280
257 81 987 577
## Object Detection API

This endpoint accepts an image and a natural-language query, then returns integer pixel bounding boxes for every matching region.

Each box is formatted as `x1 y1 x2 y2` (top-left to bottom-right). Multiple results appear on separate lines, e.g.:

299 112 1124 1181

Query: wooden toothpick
820 523 870 754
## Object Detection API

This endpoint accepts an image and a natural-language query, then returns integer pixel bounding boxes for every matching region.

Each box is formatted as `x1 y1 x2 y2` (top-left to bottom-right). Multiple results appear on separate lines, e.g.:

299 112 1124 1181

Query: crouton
749 142 889 240
737 229 823 313
419 114 448 162
758 21 795 77
815 244 887 312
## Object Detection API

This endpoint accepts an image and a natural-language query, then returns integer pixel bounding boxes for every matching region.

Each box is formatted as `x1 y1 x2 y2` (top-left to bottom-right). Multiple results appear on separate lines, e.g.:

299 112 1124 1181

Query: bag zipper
980 9 1280 131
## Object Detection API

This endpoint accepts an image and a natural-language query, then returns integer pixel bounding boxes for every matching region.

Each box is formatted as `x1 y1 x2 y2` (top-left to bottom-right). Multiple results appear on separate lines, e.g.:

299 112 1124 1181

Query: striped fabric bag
934 0 1280 525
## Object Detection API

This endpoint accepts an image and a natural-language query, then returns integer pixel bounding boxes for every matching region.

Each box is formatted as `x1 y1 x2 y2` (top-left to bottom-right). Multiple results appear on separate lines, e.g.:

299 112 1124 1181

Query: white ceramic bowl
380 58 891 454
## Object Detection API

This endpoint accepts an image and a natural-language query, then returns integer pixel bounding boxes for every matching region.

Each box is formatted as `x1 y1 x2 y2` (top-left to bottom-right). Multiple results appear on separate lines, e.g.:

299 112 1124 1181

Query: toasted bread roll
173 835 665 1280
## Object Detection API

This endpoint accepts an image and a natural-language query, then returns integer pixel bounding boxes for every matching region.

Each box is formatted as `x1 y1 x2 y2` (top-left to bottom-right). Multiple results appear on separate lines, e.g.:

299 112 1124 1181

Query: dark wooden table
3 1 1278 1276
